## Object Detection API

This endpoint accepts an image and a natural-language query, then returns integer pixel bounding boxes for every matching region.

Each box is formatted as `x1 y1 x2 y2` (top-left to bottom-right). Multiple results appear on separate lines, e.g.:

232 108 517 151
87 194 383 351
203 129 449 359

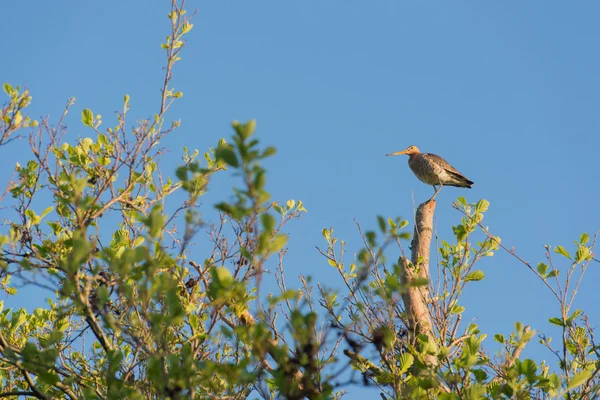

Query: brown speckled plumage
387 145 473 200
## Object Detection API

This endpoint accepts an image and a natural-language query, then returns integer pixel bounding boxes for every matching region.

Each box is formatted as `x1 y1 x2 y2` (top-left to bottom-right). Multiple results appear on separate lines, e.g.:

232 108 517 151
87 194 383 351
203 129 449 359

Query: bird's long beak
386 150 408 157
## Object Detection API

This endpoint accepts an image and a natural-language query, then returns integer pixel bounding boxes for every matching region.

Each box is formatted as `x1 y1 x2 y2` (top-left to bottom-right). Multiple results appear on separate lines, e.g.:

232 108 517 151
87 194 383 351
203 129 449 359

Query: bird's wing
422 153 459 173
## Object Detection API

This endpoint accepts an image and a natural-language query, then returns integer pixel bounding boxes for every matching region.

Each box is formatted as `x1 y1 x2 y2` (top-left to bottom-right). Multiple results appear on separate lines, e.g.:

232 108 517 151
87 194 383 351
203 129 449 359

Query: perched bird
386 145 473 200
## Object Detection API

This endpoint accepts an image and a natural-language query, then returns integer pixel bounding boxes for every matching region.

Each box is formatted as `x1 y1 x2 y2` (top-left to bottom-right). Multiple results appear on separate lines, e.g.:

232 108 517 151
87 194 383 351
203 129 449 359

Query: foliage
0 1 599 399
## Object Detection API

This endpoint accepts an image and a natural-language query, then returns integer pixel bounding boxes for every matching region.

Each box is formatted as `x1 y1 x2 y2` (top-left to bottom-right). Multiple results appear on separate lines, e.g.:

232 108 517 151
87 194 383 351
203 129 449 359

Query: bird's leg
430 183 443 201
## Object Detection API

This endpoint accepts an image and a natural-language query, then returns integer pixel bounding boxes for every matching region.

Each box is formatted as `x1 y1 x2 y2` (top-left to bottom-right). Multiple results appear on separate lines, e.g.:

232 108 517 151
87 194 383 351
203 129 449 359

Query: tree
1 1 599 399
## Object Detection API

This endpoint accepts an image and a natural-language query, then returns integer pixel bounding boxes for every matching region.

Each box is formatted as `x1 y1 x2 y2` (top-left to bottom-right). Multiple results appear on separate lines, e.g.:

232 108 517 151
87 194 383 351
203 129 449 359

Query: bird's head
386 145 420 157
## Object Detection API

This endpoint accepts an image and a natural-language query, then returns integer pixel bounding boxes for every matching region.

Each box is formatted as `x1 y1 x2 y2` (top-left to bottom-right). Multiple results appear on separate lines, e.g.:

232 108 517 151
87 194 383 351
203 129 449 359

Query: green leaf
297 200 307 212
269 234 288 253
450 304 465 314
567 369 592 391
398 353 414 374
452 224 467 241
575 246 590 263
439 394 460 400
519 359 537 382
40 206 53 219
215 147 238 168
25 209 40 226
546 269 559 278
181 22 194 34
286 199 295 209
475 199 490 213
215 202 234 216
567 309 582 324
262 146 277 158
537 262 548 277
214 267 233 285
11 309 27 329
472 369 488 382
407 277 428 287
3 83 14 95
146 205 165 238
554 245 571 260
253 171 266 191
494 334 505 344
232 120 256 140
81 108 94 127
548 317 564 327
261 213 275 232
580 232 590 245
465 270 485 282
377 216 386 233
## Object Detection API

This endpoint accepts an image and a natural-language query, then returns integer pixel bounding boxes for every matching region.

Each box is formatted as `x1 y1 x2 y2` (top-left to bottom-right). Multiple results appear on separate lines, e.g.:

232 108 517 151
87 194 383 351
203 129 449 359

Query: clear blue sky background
2 1 600 398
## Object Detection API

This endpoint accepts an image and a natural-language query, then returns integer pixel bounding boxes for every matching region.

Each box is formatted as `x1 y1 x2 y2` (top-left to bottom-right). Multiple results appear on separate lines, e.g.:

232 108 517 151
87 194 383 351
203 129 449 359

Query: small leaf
286 199 296 209
546 269 559 278
537 263 548 277
81 109 94 127
215 202 234 216
494 334 505 344
40 206 54 219
398 353 414 374
579 233 589 245
567 369 592 391
296 200 307 212
465 270 485 282
377 216 386 233
214 267 233 286
269 234 288 253
575 246 590 263
13 112 22 126
146 205 165 238
450 304 465 314
3 83 13 95
554 245 571 260
475 199 490 213
548 317 564 327
215 148 238 168
181 22 194 34
408 277 428 287
261 213 275 232
567 309 582 324
519 359 538 381
262 146 277 158
452 225 467 242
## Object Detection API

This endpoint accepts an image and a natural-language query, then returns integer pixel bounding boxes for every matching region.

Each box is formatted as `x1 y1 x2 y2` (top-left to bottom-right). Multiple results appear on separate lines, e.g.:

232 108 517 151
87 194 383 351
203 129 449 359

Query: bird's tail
446 171 474 188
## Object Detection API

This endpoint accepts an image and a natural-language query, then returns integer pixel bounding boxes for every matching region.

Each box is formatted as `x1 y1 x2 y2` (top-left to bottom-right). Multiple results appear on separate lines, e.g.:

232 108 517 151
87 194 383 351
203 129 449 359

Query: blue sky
2 1 600 397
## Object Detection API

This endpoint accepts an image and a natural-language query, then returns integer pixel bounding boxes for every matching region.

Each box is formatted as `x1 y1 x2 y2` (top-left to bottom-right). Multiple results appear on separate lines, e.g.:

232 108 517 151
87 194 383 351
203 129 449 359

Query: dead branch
400 199 438 365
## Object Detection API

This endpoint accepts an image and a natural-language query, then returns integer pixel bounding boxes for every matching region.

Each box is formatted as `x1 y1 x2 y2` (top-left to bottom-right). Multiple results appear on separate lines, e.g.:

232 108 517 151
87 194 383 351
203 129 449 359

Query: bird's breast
408 155 443 185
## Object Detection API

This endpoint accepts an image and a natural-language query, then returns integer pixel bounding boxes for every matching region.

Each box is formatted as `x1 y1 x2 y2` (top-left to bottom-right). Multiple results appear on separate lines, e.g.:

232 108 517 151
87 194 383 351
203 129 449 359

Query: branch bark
400 199 438 365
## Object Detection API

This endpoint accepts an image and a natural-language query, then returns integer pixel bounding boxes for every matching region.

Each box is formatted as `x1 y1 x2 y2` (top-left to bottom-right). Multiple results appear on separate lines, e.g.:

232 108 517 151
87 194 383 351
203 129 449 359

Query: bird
386 145 473 201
